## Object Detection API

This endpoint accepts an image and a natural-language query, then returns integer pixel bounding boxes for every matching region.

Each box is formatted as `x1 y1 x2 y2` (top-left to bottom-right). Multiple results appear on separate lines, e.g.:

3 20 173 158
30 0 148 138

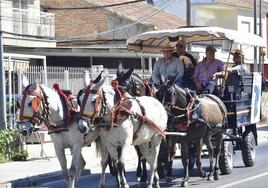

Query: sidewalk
0 125 268 187
0 142 138 188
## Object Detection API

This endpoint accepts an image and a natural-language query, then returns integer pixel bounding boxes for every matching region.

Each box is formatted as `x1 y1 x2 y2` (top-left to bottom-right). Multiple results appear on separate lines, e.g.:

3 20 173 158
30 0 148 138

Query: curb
2 169 91 187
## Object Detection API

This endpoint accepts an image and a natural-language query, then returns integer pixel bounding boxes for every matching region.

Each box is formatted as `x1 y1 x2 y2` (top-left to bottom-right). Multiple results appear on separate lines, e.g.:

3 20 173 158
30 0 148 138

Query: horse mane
174 85 188 107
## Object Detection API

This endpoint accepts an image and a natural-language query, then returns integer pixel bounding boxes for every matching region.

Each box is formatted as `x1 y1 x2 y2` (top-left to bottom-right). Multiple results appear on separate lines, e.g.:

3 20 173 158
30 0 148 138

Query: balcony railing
7 8 55 38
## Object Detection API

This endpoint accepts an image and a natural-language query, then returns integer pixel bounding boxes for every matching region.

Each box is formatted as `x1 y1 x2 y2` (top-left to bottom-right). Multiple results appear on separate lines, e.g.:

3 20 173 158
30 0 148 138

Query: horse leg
69 145 83 188
213 132 223 181
180 139 189 187
53 146 69 187
204 136 214 181
141 157 147 182
99 146 110 188
107 154 117 176
141 135 162 188
195 138 207 178
135 145 147 182
117 145 130 188
166 136 177 182
76 153 86 183
157 139 168 179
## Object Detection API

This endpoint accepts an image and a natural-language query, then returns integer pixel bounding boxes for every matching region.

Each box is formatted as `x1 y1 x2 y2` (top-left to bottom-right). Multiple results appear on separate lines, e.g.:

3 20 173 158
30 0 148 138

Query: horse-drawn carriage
16 26 265 188
126 26 265 176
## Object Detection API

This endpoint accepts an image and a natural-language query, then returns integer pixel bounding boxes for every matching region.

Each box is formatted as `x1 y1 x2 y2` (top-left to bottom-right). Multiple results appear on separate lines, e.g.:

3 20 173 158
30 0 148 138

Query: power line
43 0 147 11
57 0 176 41
1 30 54 39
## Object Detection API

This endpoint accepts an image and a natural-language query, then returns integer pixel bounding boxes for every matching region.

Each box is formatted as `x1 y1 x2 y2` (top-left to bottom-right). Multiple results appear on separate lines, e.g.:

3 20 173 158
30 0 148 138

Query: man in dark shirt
173 40 197 89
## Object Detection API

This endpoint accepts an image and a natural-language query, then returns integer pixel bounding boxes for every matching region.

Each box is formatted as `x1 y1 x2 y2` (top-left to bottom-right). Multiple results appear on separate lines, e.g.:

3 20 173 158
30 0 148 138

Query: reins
170 89 200 127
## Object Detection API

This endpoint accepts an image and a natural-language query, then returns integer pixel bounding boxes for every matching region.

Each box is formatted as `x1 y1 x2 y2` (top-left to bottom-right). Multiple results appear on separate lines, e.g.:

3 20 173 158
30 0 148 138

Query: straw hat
231 49 244 57
160 44 175 52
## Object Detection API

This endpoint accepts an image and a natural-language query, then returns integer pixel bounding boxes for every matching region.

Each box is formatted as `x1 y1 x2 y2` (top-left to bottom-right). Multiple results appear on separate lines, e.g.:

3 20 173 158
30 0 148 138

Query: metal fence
21 65 151 94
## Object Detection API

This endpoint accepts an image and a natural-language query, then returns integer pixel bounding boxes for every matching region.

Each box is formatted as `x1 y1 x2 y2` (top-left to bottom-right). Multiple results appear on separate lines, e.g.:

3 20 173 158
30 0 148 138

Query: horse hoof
207 175 214 181
120 182 130 188
214 173 219 181
200 171 207 178
181 180 188 187
165 176 172 183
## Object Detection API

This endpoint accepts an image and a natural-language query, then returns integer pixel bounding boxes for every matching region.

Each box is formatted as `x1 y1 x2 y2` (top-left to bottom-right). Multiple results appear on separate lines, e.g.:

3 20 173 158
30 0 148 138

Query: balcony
4 8 55 39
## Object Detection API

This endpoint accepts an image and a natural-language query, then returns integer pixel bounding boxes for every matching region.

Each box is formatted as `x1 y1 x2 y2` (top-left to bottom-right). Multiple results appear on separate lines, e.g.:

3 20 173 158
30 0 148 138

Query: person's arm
212 60 225 79
175 58 185 86
193 64 201 91
152 60 161 86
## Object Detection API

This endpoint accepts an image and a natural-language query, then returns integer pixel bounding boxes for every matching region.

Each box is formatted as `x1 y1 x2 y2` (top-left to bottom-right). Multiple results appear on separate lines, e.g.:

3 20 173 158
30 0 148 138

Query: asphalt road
39 127 268 188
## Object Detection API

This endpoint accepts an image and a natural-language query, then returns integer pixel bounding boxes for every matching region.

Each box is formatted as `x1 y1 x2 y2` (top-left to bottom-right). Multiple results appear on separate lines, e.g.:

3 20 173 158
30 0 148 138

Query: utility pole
0 15 7 130
258 0 262 73
186 0 191 27
186 0 191 50
253 0 258 72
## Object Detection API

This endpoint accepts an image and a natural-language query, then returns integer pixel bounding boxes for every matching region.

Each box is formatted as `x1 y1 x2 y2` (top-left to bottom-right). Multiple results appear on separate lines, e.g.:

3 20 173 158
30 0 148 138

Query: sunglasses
176 44 184 48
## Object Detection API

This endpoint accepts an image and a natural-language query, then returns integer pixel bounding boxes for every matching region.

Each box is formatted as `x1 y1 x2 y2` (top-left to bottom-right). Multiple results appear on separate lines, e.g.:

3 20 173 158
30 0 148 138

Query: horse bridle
19 85 49 126
78 85 106 126
160 85 198 127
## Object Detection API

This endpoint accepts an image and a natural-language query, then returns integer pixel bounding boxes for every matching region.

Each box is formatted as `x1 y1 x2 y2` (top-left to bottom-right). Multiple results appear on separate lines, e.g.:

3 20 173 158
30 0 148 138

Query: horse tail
95 136 102 158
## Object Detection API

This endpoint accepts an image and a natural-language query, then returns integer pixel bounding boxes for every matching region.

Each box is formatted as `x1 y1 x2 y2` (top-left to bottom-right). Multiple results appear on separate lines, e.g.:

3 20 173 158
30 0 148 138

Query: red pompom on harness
53 84 72 122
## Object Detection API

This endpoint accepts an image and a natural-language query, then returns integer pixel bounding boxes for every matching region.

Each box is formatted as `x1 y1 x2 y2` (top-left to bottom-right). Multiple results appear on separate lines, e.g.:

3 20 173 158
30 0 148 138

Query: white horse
17 79 98 188
78 77 168 188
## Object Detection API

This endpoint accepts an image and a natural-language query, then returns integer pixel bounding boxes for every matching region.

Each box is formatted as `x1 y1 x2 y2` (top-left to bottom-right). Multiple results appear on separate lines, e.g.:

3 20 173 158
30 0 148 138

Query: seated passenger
225 49 248 95
193 45 224 94
152 44 184 87
173 40 197 90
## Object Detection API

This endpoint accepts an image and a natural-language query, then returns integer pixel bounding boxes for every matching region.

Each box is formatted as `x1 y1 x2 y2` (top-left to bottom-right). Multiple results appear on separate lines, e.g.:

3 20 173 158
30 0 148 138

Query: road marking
217 172 268 188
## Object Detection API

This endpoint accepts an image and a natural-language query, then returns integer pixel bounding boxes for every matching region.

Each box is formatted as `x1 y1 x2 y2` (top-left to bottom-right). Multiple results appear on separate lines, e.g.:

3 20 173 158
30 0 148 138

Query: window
241 21 251 33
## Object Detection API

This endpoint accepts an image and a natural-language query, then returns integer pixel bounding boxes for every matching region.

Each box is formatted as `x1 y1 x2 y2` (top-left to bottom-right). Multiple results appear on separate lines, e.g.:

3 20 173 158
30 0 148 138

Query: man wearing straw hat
152 44 184 87
225 49 248 95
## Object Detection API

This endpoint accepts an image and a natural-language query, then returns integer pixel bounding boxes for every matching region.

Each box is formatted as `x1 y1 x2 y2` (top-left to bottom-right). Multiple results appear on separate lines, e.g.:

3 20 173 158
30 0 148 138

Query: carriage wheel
242 132 256 167
219 139 233 175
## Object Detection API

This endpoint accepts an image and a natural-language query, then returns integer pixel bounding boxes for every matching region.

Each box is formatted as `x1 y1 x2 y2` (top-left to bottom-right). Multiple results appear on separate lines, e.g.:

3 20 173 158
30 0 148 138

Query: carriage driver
152 44 184 87
173 40 197 89
193 45 225 94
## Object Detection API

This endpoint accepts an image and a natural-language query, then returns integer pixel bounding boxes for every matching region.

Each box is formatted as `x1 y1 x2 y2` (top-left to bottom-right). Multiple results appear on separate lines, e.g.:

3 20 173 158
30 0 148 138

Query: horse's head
17 82 47 136
78 76 113 132
155 74 188 108
116 65 147 96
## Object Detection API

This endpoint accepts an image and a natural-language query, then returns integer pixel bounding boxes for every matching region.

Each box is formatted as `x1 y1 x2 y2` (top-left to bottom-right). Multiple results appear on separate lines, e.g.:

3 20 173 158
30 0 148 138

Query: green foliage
0 128 28 161
11 150 28 161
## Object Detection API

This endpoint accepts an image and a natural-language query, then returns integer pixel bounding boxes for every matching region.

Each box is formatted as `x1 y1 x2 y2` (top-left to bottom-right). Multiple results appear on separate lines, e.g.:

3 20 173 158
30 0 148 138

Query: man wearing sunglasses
173 40 197 89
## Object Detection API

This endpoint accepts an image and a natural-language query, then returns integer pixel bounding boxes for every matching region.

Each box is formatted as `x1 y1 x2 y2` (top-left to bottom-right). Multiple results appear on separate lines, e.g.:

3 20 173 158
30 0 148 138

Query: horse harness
19 84 76 133
168 90 198 132
78 80 165 138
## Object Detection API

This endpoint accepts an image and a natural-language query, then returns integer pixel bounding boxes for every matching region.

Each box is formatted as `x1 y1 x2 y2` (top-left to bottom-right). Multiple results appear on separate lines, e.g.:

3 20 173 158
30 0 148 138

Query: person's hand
195 81 202 91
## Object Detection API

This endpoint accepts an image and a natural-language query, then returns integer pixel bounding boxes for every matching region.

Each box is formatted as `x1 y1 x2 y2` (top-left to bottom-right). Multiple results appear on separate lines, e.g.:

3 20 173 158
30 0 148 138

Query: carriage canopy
127 26 266 54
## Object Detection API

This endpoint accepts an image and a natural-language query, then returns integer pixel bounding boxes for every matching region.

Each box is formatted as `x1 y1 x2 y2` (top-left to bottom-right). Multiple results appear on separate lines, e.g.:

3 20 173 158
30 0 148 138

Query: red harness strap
105 80 166 137
55 88 71 120
136 113 166 138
